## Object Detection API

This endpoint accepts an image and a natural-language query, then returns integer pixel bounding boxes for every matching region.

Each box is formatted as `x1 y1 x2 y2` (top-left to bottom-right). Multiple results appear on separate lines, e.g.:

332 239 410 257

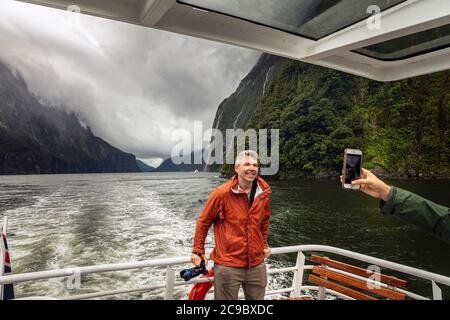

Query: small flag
1 232 15 300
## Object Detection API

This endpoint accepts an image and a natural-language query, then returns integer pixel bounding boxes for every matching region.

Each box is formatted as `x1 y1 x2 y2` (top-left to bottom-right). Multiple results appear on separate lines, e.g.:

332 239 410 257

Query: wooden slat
309 275 378 300
312 266 407 300
311 255 407 289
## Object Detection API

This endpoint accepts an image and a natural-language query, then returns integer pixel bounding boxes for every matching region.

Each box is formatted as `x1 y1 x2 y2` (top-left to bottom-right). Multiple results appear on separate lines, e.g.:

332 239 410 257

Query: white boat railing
1 240 450 300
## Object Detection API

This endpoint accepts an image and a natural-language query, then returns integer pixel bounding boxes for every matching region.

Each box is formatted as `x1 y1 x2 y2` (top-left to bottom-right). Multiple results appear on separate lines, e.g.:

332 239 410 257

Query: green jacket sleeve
379 187 450 244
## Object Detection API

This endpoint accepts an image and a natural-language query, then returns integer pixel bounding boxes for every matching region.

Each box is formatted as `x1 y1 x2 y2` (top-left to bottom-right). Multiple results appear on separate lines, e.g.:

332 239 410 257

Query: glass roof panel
354 23 450 61
178 0 406 40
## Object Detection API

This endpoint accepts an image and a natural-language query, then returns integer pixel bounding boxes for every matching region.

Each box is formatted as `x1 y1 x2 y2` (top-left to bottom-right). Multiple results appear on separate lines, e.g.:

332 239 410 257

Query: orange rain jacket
193 175 272 268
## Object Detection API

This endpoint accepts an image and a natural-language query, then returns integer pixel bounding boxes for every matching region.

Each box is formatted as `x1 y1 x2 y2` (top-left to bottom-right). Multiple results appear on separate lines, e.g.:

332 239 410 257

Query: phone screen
345 154 362 184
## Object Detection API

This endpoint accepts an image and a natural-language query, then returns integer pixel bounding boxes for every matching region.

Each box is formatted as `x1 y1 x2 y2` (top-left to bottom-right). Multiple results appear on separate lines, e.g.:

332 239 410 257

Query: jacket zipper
244 187 271 268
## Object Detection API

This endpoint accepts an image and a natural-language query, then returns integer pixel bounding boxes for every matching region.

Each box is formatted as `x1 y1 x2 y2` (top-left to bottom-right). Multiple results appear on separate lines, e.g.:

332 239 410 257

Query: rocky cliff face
212 53 284 135
206 53 284 172
0 61 141 175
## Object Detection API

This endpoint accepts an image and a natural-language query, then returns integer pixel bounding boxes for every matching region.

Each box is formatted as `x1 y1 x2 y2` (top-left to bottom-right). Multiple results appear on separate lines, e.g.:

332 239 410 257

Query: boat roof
15 0 450 81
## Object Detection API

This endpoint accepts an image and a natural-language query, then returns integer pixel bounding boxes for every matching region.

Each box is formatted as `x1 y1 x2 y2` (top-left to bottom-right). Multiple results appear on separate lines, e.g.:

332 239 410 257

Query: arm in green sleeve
379 187 450 244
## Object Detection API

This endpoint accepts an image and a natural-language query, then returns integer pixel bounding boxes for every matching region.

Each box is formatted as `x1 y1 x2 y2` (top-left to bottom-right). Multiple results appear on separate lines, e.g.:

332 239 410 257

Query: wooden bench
308 255 408 300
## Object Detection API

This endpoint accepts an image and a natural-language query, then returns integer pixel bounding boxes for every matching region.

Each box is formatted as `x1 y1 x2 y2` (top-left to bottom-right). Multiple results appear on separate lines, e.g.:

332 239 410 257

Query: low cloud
0 0 260 162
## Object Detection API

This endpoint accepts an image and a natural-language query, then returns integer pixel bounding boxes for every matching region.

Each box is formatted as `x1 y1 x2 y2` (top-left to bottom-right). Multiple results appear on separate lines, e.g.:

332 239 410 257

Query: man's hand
191 253 208 267
340 168 391 201
263 247 271 259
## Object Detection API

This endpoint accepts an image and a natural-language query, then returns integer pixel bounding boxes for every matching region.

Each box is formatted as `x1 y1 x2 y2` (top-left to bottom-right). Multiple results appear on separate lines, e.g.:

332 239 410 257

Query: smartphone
343 149 362 190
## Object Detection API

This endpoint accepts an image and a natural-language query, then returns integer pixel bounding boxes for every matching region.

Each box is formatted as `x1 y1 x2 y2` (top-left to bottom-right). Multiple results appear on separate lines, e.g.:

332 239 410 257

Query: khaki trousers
214 263 267 300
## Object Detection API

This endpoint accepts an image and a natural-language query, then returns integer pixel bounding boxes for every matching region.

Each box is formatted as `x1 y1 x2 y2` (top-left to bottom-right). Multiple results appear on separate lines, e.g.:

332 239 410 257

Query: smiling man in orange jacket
191 150 272 300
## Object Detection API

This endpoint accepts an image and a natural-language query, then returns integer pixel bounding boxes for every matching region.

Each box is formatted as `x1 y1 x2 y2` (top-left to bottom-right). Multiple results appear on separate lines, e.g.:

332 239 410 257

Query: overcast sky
0 0 260 167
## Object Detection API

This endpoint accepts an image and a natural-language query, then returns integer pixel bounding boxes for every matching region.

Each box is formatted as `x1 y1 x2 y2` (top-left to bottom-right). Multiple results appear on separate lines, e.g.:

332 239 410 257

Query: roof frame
301 0 450 60
12 0 450 81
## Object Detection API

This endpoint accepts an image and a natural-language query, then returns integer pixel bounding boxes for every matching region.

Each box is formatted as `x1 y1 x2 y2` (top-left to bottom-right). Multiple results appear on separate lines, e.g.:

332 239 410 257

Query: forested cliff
211 54 450 178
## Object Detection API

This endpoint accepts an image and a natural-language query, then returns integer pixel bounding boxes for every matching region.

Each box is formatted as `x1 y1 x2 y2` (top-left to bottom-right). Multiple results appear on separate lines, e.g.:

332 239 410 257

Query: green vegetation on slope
243 60 450 178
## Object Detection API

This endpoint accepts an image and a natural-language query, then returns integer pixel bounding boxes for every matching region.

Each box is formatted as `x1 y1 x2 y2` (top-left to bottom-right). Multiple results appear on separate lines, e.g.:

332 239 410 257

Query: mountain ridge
0 61 141 175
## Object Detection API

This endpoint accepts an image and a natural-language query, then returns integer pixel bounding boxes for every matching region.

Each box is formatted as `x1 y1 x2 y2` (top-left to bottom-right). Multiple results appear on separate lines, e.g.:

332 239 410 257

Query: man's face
235 155 259 183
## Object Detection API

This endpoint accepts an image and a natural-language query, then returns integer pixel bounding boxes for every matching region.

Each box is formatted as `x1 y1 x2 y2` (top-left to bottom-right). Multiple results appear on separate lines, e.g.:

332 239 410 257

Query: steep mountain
212 53 284 135
206 53 284 172
136 160 155 172
211 54 450 178
153 149 205 172
0 61 141 175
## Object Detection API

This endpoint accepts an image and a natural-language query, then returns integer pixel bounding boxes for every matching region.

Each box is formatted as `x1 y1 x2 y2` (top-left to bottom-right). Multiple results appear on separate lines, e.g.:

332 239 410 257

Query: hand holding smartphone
342 149 362 190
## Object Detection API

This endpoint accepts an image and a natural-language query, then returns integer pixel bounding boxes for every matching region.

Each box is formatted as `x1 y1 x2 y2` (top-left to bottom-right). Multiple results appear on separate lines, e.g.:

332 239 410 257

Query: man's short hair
235 150 259 165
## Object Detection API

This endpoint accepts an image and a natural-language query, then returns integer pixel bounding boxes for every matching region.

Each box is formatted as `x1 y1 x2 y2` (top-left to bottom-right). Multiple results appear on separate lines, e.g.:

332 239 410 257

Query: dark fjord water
1 173 449 299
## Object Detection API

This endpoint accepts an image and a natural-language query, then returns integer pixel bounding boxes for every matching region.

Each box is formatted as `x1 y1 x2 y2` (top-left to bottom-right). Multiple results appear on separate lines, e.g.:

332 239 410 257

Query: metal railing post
164 266 175 300
432 281 442 300
317 285 326 300
0 216 7 300
291 251 305 298
2 217 6 235
0 242 3 274
317 258 327 300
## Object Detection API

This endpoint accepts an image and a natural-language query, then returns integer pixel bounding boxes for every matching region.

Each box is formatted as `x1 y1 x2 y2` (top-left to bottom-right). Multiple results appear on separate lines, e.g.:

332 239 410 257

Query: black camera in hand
180 261 208 282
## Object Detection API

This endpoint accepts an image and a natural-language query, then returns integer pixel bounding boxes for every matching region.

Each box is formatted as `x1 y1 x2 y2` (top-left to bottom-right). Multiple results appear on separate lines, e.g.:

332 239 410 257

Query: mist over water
1 173 450 299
